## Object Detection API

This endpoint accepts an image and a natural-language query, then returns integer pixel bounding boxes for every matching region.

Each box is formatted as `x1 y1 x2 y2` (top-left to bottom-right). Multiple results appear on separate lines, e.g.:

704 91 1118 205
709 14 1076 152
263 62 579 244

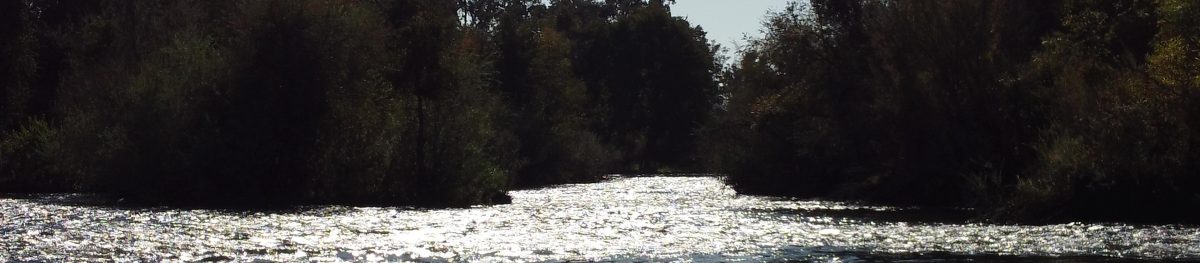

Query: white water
2 176 1199 262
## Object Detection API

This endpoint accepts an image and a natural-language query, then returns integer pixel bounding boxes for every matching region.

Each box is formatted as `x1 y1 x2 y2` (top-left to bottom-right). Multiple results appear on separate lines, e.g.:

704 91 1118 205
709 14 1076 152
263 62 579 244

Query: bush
0 119 70 192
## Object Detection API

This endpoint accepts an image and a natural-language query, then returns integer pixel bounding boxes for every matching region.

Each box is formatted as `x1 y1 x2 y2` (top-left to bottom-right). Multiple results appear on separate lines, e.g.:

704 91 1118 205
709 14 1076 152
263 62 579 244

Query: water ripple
2 177 1198 262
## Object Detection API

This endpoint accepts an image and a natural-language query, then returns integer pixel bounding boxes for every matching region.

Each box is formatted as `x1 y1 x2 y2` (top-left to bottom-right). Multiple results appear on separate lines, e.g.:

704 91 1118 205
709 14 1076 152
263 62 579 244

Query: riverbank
704 0 1200 225
725 175 1200 226
1 0 719 208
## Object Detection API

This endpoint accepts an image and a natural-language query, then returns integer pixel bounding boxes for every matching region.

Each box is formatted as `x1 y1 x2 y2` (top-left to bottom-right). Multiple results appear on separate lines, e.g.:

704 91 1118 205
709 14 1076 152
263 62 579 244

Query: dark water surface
2 176 1198 262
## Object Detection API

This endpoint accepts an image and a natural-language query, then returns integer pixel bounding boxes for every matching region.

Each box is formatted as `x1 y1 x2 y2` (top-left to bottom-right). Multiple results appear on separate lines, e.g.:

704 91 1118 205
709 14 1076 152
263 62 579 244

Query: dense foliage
0 0 718 206
4 0 1196 223
710 0 1200 223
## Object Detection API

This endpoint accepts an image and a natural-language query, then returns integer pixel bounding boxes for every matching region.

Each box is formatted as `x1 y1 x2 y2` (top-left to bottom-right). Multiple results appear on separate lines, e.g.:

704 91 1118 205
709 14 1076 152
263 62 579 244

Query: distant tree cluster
707 0 1200 223
0 0 718 207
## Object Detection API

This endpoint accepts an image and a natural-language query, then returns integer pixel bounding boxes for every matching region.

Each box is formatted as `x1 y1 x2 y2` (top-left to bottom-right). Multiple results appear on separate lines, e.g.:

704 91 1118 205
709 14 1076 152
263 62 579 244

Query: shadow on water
607 173 724 179
642 247 1190 262
756 245 1195 263
747 202 977 224
0 193 121 207
752 199 1200 227
792 251 1184 262
0 193 367 216
787 207 972 224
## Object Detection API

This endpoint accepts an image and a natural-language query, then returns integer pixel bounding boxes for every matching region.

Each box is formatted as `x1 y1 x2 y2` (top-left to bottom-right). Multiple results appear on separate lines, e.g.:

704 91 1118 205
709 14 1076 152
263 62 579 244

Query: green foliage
516 26 616 186
573 3 720 172
710 2 857 197
485 0 712 185
1 0 39 132
0 0 518 207
712 0 1200 222
0 119 69 192
404 33 519 206
485 1 618 187
0 0 719 207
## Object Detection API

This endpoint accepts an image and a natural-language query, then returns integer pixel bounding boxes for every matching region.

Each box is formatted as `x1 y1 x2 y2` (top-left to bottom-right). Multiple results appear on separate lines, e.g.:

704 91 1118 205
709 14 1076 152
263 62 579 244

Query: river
2 176 1198 262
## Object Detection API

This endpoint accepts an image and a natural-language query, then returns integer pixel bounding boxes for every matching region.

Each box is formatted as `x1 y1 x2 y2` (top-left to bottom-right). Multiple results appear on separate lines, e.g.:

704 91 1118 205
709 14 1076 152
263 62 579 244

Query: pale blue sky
670 0 794 53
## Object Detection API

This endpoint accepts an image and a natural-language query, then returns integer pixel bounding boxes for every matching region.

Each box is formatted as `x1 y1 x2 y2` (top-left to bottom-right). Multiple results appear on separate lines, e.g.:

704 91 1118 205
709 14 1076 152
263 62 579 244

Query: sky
670 0 794 53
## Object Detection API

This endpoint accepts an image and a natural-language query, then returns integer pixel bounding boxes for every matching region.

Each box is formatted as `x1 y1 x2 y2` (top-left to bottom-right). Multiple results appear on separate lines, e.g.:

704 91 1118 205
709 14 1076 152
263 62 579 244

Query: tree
1 0 38 132
574 3 719 172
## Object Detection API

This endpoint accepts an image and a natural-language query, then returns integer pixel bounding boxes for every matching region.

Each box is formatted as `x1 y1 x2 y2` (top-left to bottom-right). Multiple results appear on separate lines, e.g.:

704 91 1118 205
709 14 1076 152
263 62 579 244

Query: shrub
0 119 70 192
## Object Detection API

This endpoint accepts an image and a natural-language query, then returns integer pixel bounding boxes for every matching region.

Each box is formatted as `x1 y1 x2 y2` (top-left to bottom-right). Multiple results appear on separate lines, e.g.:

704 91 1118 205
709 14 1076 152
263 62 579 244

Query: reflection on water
2 176 1199 262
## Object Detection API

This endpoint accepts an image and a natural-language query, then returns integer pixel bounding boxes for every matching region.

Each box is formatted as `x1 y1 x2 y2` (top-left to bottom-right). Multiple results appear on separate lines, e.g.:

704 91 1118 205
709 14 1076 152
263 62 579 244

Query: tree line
0 0 719 207
4 0 1197 223
707 0 1199 223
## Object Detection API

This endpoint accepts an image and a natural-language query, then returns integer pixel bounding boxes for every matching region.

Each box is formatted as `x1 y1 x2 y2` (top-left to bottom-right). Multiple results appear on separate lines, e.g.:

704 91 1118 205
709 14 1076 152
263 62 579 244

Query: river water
2 176 1198 262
